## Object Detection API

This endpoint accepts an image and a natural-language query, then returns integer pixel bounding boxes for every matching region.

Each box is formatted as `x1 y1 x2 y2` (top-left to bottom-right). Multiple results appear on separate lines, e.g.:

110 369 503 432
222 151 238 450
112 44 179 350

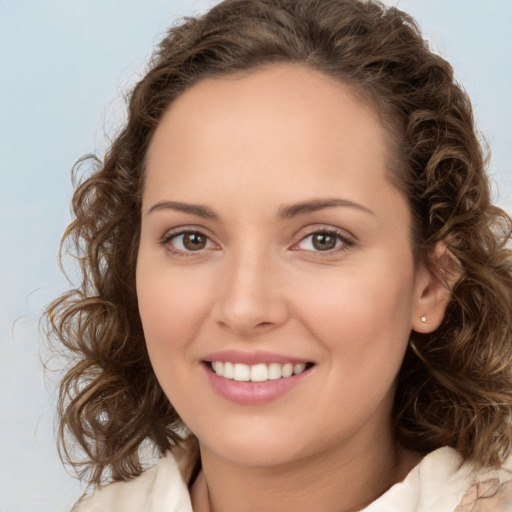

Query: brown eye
181 232 207 251
295 229 353 254
311 233 338 251
165 231 213 252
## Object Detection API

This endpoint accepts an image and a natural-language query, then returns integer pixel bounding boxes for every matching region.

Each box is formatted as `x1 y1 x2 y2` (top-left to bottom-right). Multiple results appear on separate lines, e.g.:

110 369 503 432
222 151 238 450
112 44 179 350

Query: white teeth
281 363 293 378
268 362 282 380
212 361 224 376
223 362 234 379
250 364 268 382
293 363 306 375
233 363 250 381
210 361 310 382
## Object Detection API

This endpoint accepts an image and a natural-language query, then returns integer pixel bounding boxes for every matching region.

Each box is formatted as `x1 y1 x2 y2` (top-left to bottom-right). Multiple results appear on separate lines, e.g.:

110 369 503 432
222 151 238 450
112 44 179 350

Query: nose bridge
214 242 287 335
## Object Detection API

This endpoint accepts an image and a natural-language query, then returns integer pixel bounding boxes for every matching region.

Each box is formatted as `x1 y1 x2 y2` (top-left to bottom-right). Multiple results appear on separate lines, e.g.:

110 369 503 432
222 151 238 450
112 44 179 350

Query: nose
212 253 289 337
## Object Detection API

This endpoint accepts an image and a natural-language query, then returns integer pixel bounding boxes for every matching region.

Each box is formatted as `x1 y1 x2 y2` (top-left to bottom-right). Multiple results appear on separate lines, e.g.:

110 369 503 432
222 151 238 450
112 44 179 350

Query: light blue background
1 1 510 510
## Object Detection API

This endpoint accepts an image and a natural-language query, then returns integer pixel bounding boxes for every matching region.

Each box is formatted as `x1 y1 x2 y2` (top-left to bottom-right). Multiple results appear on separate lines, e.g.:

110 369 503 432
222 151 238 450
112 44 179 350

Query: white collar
76 446 512 512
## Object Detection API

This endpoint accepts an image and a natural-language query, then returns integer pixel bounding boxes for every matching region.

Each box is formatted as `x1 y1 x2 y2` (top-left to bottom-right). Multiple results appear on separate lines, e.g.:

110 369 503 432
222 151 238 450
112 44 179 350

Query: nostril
255 321 273 328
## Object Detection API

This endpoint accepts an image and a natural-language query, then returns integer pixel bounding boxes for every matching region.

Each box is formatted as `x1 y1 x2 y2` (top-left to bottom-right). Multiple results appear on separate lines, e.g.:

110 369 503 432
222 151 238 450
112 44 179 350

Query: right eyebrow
146 200 220 221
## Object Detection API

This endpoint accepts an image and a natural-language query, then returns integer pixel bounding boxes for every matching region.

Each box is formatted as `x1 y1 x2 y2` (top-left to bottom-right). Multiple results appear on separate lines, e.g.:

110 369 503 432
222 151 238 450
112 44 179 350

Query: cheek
292 255 416 363
136 262 213 360
136 265 212 415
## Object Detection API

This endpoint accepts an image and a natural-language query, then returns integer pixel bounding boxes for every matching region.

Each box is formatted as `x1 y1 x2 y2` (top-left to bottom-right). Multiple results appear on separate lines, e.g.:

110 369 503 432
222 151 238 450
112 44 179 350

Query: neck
190 431 420 512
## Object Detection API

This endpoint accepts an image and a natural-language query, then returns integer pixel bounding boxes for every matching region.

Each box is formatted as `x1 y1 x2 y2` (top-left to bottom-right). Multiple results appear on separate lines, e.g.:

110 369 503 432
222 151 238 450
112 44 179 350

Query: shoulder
73 452 193 512
364 447 512 512
452 454 512 512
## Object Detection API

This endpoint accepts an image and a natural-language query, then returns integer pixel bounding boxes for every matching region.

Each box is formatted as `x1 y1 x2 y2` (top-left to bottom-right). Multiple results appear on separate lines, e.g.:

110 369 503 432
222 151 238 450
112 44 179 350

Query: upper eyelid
295 224 356 242
290 225 357 253
159 227 219 252
158 224 356 249
160 225 215 241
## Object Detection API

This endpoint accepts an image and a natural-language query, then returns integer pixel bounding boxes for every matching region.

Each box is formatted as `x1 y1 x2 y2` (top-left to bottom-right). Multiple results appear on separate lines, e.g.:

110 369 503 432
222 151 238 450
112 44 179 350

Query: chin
195 420 313 468
209 441 306 468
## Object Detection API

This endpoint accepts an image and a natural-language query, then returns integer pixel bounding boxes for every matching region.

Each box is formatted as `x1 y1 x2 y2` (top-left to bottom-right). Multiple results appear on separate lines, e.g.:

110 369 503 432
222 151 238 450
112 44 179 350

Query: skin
136 65 451 512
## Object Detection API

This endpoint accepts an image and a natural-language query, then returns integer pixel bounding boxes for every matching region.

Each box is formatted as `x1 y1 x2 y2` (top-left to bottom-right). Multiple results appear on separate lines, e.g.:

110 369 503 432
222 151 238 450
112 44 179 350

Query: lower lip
203 364 312 405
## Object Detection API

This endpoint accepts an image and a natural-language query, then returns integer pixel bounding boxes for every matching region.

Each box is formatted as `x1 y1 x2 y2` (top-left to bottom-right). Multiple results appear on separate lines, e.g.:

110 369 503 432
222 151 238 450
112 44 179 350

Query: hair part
45 0 512 487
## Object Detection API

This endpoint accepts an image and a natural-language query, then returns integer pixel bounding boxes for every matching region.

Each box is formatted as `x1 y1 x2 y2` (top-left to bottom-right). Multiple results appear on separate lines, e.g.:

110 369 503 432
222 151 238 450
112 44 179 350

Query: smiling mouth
205 361 315 382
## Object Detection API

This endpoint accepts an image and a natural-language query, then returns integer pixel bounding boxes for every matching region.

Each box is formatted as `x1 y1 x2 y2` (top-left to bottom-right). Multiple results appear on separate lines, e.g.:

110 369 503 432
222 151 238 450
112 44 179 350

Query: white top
74 447 512 512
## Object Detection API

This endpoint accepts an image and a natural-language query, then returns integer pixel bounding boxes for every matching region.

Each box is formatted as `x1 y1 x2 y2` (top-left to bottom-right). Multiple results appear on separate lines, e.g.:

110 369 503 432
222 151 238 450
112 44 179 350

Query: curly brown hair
45 0 512 487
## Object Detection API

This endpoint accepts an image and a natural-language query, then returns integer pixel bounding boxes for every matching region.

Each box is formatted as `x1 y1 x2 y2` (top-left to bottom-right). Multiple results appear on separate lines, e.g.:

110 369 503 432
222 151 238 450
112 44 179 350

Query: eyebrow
277 198 374 219
147 200 219 220
146 197 373 220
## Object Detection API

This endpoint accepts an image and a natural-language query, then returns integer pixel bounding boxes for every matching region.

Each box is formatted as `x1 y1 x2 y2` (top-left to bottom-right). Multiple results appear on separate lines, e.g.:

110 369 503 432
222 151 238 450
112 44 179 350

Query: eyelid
158 224 355 256
159 225 220 254
291 225 356 254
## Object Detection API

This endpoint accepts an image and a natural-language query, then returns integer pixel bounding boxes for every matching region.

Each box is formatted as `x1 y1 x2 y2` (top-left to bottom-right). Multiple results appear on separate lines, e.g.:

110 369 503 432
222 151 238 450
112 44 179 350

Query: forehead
144 64 396 213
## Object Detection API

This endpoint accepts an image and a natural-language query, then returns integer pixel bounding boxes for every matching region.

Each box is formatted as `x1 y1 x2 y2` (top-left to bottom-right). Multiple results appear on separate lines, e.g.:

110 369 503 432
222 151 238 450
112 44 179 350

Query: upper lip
202 350 312 366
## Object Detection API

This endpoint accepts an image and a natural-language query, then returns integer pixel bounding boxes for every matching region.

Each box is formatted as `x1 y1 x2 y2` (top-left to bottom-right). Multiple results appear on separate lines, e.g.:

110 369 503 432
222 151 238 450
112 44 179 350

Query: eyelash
159 229 218 257
159 227 355 257
293 228 355 255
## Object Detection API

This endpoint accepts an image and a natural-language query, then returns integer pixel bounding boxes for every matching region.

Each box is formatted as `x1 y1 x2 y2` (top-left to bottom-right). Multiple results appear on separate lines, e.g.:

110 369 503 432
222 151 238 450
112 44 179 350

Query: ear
411 242 460 334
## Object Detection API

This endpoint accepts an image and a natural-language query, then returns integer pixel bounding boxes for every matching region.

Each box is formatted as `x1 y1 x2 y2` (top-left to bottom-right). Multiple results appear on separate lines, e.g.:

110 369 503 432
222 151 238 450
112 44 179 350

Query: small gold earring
421 315 427 323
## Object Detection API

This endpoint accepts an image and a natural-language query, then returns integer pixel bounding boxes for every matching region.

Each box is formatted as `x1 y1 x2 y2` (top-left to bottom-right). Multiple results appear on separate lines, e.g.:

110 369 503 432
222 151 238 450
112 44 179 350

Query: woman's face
137 65 437 468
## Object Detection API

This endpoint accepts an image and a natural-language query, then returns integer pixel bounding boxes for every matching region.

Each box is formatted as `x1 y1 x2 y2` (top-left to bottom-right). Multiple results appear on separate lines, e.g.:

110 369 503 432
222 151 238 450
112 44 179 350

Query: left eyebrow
277 198 374 220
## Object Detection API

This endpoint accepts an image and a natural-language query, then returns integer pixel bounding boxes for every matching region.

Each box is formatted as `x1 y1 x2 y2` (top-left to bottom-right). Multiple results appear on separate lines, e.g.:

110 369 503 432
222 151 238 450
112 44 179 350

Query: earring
420 315 427 323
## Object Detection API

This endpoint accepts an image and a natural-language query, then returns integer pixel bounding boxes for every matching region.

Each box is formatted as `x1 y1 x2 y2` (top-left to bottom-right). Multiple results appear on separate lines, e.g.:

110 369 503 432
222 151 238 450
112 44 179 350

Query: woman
46 0 512 510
